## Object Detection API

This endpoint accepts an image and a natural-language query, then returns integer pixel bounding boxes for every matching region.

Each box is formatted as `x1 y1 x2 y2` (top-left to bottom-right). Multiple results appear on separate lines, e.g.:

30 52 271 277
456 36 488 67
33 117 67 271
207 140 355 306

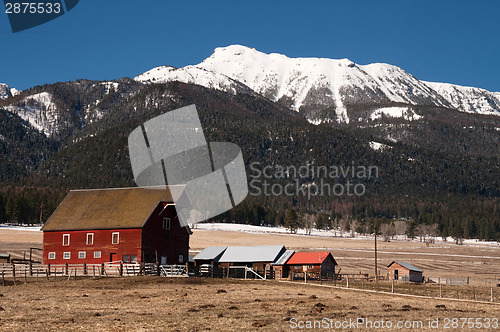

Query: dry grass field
0 228 499 331
0 277 499 331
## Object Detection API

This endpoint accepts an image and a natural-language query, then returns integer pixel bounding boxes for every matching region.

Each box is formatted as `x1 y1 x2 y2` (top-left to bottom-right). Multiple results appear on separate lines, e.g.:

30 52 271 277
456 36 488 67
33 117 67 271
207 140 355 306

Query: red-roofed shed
285 252 337 277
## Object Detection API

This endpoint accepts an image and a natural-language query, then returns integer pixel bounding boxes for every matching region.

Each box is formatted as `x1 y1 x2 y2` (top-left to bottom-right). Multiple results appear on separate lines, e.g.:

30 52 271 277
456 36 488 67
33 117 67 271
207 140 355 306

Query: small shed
272 249 295 279
285 252 337 277
387 261 423 282
0 253 10 263
193 246 228 266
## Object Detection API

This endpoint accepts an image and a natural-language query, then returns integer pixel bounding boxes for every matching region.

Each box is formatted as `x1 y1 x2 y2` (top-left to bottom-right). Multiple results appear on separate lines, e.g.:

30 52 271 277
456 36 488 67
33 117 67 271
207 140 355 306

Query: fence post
12 263 16 285
29 260 32 276
83 263 87 276
2 267 5 286
408 282 411 295
392 279 394 293
346 276 349 288
119 262 123 277
440 284 442 298
47 263 51 276
65 263 68 276
424 282 427 297
491 288 494 302
100 263 104 276
24 267 27 283
456 285 459 299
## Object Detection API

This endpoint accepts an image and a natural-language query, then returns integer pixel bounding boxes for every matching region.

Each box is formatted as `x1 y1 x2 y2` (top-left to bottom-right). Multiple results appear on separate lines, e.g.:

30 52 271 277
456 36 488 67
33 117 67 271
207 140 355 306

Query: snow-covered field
192 222 499 248
1 222 497 248
0 225 41 232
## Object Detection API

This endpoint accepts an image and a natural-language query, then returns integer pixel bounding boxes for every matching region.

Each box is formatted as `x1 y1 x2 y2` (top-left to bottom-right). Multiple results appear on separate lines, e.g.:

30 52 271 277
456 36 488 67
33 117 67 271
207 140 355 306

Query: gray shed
193 246 228 266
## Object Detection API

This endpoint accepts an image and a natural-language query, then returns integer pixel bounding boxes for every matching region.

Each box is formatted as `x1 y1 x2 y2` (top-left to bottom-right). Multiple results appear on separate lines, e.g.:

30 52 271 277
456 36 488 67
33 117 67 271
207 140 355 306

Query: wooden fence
0 262 188 284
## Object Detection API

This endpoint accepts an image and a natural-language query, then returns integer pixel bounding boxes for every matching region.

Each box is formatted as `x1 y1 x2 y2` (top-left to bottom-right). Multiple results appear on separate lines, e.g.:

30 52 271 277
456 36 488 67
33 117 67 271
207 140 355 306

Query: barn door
394 270 399 280
110 253 116 262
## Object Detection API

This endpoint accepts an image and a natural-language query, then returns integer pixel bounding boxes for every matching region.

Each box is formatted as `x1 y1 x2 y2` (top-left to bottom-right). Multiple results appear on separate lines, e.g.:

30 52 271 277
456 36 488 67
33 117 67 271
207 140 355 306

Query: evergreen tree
285 209 299 234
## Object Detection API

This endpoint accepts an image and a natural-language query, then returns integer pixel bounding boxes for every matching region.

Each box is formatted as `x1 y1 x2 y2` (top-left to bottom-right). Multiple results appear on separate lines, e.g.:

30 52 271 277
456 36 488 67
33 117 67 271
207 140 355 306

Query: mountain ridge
134 45 500 123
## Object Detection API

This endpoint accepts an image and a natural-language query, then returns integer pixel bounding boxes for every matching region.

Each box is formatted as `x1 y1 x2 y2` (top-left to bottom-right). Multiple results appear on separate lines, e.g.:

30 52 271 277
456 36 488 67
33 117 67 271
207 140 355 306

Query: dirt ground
0 277 499 332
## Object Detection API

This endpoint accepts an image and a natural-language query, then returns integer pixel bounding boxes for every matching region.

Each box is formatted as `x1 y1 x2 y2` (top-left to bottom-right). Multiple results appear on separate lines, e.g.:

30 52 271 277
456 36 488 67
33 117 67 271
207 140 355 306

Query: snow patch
4 92 59 136
369 141 392 150
370 107 422 121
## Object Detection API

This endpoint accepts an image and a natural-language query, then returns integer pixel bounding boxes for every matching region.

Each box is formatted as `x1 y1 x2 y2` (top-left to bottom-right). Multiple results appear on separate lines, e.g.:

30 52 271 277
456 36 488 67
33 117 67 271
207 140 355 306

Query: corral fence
428 277 469 285
301 275 499 304
0 262 188 285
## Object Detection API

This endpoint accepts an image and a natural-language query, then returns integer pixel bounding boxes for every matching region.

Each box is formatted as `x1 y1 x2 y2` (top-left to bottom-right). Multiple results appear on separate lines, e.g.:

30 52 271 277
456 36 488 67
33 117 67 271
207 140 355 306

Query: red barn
41 187 191 265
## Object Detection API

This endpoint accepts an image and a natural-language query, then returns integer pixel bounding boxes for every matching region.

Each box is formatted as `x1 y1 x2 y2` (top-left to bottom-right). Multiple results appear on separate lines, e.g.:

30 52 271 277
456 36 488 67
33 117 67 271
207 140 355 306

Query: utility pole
39 202 44 224
374 223 378 290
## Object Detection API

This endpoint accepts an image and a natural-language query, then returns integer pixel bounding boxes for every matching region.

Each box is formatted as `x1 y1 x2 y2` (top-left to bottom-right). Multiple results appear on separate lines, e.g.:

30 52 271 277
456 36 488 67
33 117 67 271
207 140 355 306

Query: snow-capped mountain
135 45 500 123
135 65 254 95
423 81 500 116
0 83 20 99
0 83 13 100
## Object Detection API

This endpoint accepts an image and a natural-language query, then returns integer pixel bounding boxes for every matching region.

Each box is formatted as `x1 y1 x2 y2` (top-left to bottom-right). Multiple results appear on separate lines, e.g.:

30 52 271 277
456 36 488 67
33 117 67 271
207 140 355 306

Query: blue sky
1 1 499 92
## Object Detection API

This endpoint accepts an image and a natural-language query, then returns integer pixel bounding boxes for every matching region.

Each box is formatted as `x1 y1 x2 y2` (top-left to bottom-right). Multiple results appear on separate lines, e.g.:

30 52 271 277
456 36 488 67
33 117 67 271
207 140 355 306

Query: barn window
63 252 71 259
163 218 171 230
62 234 70 246
294 266 301 270
112 232 119 244
94 251 101 258
308 265 314 269
78 251 86 259
86 233 94 245
48 252 55 260
130 255 137 263
122 255 130 263
178 255 183 263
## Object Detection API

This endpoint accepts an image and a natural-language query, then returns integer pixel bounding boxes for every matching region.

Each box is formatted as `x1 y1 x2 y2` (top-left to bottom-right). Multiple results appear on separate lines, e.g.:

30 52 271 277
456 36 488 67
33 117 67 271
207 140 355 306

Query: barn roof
272 250 295 266
285 252 337 265
193 246 228 261
387 261 423 272
41 186 185 231
218 245 286 263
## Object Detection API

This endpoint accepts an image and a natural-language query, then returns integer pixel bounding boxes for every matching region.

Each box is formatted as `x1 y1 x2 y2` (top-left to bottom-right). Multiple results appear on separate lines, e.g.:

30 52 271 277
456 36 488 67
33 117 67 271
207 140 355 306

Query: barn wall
321 257 336 275
409 270 423 282
141 204 189 264
388 263 410 280
42 228 142 264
